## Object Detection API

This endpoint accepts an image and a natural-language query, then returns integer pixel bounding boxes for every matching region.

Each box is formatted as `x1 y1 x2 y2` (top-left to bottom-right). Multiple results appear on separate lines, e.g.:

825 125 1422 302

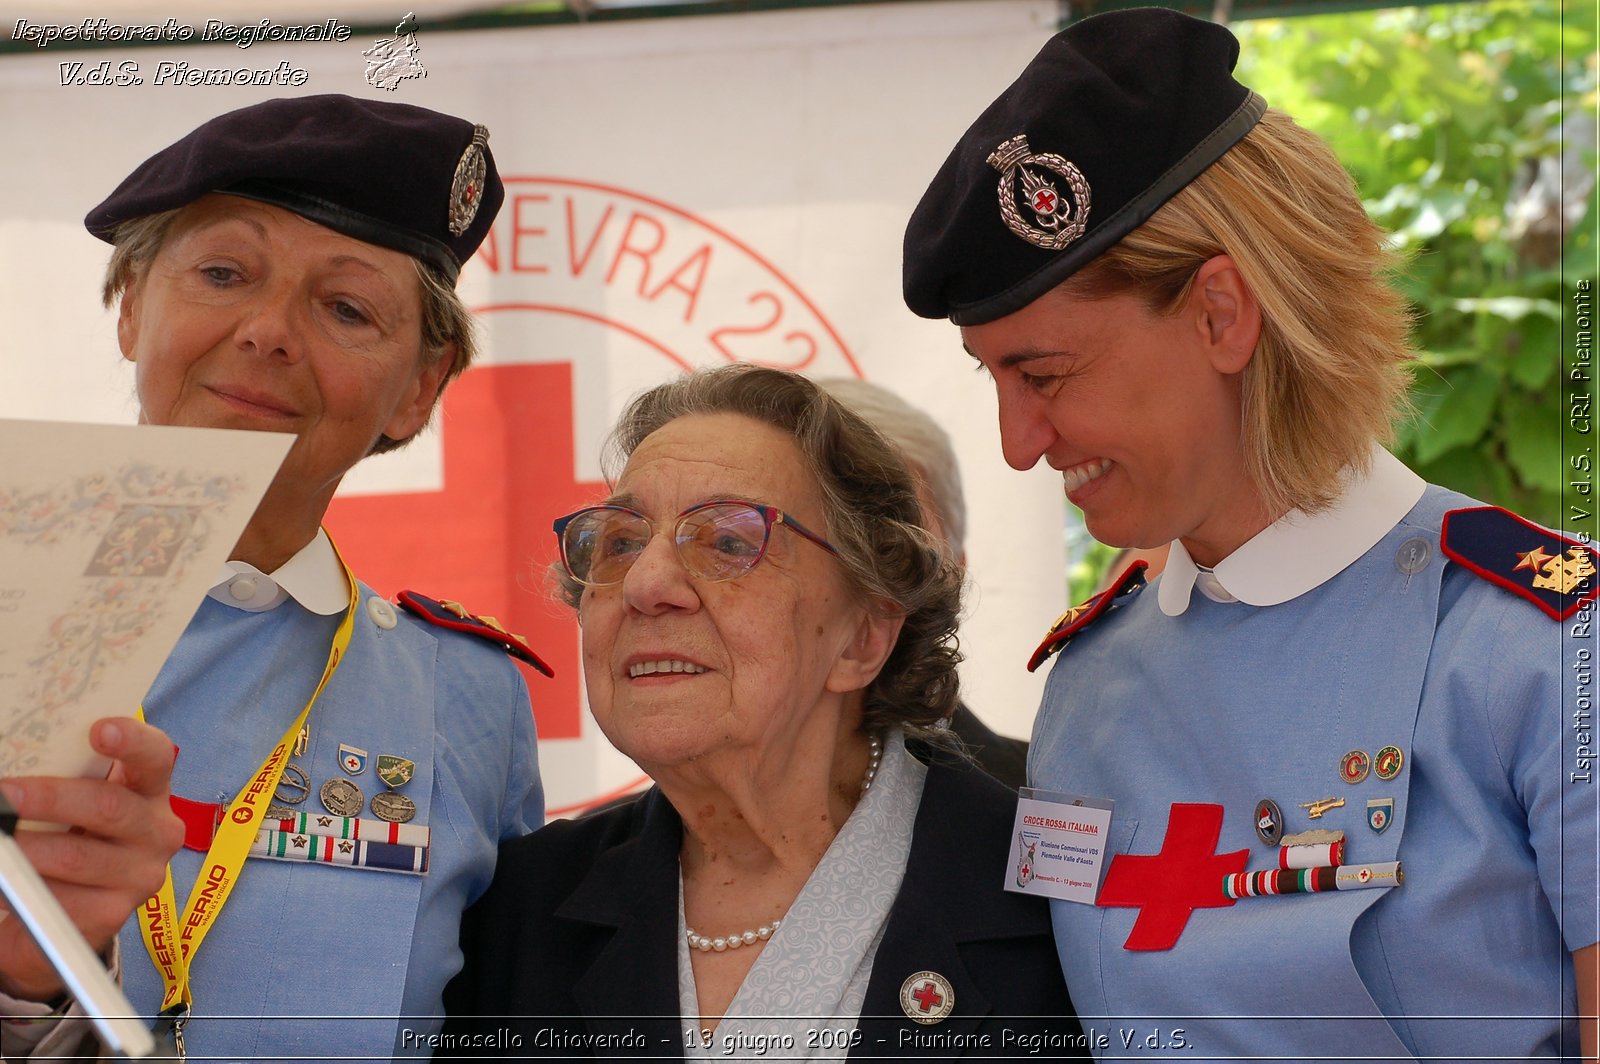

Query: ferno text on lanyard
136 532 359 1060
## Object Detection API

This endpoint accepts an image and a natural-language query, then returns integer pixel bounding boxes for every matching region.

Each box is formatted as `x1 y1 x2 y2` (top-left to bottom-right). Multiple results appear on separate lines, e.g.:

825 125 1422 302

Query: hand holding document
0 420 291 782
0 420 288 1039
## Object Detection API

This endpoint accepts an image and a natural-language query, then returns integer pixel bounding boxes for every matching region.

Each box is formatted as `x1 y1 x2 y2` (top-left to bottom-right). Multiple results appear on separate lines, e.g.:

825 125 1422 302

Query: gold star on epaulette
1049 601 1095 634
477 613 533 645
439 601 534 646
1513 546 1555 572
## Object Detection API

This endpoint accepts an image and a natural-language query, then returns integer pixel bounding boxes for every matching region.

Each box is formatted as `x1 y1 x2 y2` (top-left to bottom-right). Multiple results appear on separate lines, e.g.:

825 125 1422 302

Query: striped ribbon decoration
1224 861 1403 899
265 811 429 849
1279 838 1345 870
251 829 429 875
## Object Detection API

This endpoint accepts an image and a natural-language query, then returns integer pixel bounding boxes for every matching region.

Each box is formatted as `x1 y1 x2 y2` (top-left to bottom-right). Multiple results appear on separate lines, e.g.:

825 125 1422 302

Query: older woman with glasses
442 364 1077 1058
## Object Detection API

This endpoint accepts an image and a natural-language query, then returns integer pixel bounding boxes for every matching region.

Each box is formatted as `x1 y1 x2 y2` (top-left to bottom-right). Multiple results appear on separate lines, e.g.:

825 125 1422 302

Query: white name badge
1003 787 1115 904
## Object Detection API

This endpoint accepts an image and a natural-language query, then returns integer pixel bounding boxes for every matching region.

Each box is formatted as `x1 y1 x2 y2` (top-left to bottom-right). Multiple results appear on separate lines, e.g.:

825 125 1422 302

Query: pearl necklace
686 732 882 954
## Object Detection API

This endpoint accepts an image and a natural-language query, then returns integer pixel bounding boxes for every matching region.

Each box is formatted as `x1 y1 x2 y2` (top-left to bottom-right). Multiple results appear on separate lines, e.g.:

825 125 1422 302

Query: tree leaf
1411 366 1501 463
1500 388 1567 493
1507 312 1559 389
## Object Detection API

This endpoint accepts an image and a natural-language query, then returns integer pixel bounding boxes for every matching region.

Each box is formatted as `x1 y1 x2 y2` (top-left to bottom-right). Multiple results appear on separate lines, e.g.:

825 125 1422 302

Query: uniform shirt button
367 596 398 630
1395 536 1431 575
229 576 258 601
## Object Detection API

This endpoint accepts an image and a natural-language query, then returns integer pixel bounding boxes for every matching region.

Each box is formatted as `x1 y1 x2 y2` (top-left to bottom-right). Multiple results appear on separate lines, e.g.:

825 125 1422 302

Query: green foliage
1238 0 1596 533
1073 0 1597 599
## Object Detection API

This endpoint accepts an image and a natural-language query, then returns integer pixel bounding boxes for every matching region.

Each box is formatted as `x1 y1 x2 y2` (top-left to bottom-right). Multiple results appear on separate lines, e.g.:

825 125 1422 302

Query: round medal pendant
898 971 955 1025
1374 745 1404 781
1340 749 1371 784
1253 798 1284 846
274 764 310 804
371 790 417 824
320 777 364 817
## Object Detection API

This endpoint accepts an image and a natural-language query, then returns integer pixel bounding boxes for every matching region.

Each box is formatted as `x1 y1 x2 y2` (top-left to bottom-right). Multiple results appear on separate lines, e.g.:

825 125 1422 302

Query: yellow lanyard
136 533 360 1049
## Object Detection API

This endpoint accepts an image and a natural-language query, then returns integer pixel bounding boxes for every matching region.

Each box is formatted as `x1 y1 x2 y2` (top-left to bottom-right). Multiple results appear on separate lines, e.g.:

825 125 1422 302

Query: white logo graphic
363 13 426 91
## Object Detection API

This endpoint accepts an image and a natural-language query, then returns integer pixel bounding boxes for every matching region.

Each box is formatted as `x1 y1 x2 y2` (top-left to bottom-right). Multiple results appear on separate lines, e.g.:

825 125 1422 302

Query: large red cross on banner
1096 803 1247 951
324 361 603 740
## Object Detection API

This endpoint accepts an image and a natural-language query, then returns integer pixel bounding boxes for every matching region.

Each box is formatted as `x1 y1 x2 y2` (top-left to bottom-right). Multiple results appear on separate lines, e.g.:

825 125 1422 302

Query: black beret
903 8 1266 325
84 94 504 286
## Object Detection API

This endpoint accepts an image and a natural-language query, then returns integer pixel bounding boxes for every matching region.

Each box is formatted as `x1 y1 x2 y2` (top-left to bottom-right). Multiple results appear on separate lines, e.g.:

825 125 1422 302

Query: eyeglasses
553 499 840 588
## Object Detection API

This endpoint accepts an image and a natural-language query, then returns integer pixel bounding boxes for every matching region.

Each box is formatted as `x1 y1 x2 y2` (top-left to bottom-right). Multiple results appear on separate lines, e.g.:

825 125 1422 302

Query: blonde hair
100 204 478 456
1065 108 1416 517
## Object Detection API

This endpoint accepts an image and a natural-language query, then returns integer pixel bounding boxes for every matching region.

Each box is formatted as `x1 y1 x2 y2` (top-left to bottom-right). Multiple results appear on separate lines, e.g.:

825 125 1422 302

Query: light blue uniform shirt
119 533 543 1061
1034 450 1597 1062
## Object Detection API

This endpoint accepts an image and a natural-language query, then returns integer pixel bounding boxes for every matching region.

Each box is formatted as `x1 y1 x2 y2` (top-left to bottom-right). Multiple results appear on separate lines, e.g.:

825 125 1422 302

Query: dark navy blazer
442 749 1082 1059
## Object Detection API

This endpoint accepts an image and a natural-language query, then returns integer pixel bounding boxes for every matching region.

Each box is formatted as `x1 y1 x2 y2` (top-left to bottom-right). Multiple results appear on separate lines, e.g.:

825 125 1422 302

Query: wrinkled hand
0 717 182 1003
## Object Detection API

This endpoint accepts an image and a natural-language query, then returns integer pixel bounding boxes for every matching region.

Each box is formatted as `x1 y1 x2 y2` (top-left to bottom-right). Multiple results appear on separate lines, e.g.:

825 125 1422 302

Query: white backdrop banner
0 1 1069 814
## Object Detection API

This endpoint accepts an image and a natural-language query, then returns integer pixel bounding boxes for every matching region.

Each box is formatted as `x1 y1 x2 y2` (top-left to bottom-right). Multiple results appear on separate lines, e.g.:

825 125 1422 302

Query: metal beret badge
448 125 491 237
987 134 1090 251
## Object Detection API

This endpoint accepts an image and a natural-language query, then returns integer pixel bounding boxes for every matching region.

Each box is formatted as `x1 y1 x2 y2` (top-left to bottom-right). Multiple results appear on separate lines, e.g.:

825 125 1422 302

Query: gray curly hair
561 364 965 733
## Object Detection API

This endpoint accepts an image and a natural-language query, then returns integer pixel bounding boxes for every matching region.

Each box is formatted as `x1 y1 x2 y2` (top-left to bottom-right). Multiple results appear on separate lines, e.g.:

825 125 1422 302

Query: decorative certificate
0 421 291 781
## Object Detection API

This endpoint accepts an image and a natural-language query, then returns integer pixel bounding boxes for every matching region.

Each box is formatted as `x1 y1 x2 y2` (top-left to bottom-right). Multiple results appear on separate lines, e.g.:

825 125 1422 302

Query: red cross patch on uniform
396 591 555 676
1027 561 1148 672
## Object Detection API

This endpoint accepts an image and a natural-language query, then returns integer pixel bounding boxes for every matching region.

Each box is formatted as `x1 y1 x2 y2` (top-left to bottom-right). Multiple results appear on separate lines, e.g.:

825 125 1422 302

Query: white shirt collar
1157 445 1425 617
205 528 349 616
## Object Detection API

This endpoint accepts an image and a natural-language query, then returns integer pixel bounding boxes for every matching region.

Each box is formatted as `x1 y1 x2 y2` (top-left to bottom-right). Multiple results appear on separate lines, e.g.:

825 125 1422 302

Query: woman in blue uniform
2 95 544 1060
902 9 1597 1061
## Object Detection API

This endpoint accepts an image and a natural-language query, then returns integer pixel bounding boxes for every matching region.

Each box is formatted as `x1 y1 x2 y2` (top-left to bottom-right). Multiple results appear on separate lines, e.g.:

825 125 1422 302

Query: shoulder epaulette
396 591 555 677
1027 560 1148 672
1439 506 1598 621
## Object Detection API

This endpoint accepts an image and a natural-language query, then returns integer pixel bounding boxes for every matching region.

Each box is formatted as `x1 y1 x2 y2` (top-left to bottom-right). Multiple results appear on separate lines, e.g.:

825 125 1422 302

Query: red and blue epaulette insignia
1027 560 1148 672
395 591 555 677
1439 507 1599 621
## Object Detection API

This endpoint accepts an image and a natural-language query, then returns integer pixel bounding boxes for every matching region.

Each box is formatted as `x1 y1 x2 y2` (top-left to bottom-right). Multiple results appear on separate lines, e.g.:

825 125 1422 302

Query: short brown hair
565 364 965 733
100 203 478 455
1063 109 1416 517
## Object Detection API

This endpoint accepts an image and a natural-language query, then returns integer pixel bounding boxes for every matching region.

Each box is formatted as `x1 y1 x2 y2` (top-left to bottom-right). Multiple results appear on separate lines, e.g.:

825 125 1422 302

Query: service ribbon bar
251 829 429 875
1223 861 1402 899
267 811 429 849
1279 839 1344 870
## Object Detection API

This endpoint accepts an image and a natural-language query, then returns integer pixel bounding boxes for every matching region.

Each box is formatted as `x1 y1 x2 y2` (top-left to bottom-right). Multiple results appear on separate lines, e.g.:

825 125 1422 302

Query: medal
274 764 310 805
1374 746 1404 781
1367 797 1394 833
1298 796 1346 819
371 790 417 824
1253 798 1284 846
375 754 415 789
372 753 418 824
338 743 368 776
320 777 364 817
899 971 955 1025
